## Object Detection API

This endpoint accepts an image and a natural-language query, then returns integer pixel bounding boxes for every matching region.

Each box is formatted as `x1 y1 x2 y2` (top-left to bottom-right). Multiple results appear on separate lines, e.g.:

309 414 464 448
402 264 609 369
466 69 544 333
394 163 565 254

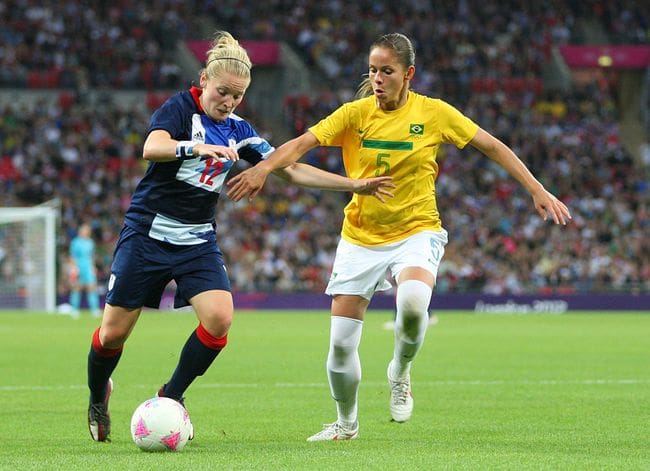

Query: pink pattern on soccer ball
134 417 151 438
161 431 181 450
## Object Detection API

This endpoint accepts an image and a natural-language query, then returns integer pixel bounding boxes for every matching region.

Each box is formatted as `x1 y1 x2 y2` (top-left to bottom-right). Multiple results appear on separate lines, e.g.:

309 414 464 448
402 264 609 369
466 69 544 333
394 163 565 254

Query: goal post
0 206 57 312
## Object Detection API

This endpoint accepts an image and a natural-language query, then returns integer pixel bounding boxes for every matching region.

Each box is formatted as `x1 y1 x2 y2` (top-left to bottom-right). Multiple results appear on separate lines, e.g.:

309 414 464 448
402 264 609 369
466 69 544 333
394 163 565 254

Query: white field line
0 378 649 392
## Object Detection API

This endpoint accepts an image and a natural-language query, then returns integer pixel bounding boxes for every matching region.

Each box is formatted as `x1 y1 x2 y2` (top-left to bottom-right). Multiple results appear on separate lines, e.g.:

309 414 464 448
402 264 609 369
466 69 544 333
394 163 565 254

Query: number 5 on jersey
375 153 391 176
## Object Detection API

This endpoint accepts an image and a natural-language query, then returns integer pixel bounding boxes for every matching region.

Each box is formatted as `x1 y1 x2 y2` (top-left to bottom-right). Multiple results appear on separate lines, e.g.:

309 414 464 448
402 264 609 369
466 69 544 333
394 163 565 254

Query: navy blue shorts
105 226 231 309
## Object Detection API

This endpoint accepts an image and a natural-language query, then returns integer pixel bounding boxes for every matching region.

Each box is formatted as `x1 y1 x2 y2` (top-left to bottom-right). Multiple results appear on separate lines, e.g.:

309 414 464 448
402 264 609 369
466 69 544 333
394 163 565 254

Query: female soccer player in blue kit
69 223 101 317
86 31 394 442
227 33 571 441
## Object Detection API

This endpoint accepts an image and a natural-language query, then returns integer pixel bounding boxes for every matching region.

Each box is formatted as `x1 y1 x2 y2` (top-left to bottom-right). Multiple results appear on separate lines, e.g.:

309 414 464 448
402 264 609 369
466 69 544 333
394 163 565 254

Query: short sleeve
435 100 479 149
308 103 352 146
148 94 189 140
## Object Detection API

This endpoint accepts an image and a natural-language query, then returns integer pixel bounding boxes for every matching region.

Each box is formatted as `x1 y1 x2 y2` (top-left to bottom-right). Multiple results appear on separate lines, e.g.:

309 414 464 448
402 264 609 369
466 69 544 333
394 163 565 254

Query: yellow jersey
309 91 479 246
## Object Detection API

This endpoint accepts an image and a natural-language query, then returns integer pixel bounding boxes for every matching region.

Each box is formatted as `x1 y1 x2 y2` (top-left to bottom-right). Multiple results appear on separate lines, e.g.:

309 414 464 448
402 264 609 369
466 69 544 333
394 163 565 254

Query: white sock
326 315 363 426
391 280 432 380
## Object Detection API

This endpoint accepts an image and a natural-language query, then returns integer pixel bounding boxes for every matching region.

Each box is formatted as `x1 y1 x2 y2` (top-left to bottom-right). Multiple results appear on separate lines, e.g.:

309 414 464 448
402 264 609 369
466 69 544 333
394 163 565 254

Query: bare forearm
257 132 320 175
142 139 178 162
470 127 571 224
490 142 543 194
225 131 386 202
471 128 544 195
275 163 355 191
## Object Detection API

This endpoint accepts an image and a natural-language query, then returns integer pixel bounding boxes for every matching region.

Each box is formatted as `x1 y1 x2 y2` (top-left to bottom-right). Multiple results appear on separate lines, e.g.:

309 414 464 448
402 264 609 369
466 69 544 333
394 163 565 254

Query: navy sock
87 328 122 404
163 327 226 400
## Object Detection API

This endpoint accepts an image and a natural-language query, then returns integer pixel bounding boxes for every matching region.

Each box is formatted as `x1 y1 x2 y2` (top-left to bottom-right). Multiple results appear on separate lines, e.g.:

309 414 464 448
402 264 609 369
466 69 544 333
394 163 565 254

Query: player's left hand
352 176 395 202
193 143 239 162
532 188 571 225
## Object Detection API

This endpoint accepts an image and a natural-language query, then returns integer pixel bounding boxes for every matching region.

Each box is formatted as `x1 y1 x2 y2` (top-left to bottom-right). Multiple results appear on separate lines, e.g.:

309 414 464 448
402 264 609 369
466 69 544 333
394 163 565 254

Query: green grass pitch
0 310 648 470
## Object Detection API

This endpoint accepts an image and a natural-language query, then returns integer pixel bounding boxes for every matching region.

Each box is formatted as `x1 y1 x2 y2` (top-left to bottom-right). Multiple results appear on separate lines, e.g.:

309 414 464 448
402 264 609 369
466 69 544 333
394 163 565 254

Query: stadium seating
0 1 647 296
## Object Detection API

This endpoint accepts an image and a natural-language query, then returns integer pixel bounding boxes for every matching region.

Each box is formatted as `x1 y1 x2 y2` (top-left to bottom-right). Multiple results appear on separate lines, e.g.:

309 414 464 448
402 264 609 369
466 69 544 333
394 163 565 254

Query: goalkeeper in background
69 222 101 318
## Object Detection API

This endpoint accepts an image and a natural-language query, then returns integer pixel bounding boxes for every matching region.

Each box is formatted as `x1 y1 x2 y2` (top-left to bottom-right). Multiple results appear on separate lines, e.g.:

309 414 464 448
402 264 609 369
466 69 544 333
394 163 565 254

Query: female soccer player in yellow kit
228 33 571 441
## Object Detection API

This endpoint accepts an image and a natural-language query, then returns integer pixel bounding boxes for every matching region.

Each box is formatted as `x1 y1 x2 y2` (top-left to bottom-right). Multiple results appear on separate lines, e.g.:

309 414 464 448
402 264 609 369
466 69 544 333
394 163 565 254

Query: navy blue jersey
124 87 274 245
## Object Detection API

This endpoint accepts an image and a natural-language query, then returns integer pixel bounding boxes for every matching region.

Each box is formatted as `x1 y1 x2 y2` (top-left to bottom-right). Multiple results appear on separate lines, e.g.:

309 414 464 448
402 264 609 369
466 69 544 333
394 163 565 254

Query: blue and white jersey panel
124 89 274 246
174 113 234 194
148 214 215 245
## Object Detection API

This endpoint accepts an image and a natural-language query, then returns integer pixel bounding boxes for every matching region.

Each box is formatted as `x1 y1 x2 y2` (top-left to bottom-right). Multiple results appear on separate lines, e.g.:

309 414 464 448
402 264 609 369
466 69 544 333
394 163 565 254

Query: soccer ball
130 397 192 452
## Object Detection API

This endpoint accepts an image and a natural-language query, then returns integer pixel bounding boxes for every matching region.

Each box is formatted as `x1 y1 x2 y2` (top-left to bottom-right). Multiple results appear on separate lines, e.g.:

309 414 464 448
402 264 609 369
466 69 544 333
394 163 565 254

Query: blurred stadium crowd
0 0 648 297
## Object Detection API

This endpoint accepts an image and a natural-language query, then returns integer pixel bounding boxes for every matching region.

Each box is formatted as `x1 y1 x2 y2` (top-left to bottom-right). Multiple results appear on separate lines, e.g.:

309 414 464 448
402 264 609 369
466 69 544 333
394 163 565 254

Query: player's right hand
352 176 395 202
226 166 270 201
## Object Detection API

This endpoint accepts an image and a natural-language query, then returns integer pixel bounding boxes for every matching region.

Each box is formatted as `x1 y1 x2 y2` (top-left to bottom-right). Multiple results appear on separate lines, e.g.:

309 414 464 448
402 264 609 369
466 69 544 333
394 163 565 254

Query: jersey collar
189 86 205 113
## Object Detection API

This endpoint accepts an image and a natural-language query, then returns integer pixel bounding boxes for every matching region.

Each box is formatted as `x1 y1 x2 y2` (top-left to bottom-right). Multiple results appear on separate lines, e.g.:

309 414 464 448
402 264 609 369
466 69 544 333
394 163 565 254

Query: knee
396 280 432 341
328 342 358 372
397 283 431 313
99 326 129 349
398 313 423 342
327 316 362 369
330 343 354 367
199 307 232 337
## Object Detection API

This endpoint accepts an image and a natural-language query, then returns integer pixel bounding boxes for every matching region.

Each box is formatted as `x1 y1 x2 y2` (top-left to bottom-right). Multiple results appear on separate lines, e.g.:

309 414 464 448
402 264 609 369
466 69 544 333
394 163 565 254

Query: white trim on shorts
325 230 448 300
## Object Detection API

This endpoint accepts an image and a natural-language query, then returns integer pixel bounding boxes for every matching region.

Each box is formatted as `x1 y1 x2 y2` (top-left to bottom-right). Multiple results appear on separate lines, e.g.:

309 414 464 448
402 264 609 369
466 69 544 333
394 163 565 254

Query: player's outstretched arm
226 132 320 201
276 163 395 202
470 128 572 225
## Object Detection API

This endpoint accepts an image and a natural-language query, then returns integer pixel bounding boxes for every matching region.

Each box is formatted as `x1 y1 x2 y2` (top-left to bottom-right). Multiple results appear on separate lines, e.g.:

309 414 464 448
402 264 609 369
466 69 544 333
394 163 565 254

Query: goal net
0 206 57 312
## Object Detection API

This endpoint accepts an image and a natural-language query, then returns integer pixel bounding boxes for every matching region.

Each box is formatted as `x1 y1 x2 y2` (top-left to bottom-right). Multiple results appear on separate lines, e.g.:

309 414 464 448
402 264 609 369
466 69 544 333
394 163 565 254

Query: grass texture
0 310 648 470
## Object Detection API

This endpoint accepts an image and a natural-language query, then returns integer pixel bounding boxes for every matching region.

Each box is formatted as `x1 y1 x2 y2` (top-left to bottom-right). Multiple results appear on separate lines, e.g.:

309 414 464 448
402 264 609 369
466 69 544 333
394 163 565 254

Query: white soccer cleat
387 362 413 422
306 421 359 442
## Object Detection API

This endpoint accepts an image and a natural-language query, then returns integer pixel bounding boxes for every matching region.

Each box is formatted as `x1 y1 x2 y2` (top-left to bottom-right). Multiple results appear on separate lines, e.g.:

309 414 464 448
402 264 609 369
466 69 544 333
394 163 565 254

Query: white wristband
175 141 194 160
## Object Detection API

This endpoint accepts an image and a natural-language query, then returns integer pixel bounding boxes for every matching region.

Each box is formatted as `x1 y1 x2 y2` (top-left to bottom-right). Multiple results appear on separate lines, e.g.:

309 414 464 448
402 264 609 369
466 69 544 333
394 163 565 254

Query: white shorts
325 230 448 300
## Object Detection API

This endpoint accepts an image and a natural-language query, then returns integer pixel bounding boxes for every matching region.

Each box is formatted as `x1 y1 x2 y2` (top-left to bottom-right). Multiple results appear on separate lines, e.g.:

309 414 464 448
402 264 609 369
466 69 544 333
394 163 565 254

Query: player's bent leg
326 316 363 430
389 277 433 423
87 304 141 442
161 291 232 417
156 320 227 442
308 295 367 442
98 304 143 348
192 289 233 338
